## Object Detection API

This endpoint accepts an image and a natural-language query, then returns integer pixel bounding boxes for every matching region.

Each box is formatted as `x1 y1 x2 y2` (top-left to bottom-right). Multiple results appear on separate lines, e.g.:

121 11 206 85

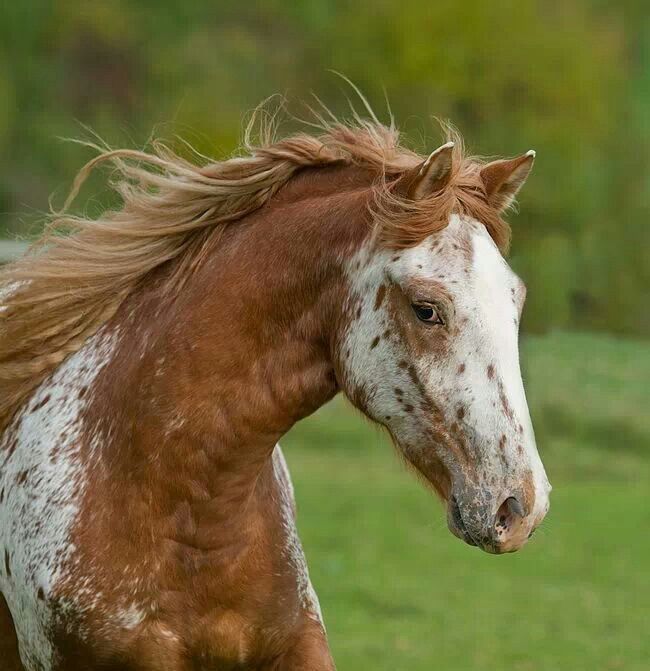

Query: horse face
339 214 550 553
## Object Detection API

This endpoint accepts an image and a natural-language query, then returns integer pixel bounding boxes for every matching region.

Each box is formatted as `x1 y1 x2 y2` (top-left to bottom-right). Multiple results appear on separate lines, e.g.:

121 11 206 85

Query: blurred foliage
0 1 648 335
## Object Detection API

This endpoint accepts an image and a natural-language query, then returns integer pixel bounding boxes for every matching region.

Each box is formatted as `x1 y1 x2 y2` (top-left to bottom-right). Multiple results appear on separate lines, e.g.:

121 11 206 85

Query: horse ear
480 150 536 212
399 142 455 200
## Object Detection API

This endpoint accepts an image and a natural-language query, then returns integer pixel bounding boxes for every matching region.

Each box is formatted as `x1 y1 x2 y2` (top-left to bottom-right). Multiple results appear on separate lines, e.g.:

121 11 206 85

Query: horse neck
96 167 373 510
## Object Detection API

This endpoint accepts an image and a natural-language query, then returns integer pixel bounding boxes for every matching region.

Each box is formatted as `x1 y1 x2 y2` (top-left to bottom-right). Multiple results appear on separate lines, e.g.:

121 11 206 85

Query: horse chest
0 329 119 671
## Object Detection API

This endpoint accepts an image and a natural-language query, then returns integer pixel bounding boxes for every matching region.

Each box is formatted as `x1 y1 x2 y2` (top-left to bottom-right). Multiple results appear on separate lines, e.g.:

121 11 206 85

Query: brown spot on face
4 437 18 458
383 329 391 339
401 363 440 416
398 360 408 369
487 364 495 380
16 470 29 485
457 363 466 374
520 471 536 513
4 550 10 577
37 587 45 600
356 305 362 319
78 387 87 399
394 387 404 397
374 285 387 311
517 444 524 456
498 382 514 420
370 336 380 350
499 434 507 450
456 407 465 421
31 394 51 412
404 404 414 412
391 255 400 262
406 365 419 386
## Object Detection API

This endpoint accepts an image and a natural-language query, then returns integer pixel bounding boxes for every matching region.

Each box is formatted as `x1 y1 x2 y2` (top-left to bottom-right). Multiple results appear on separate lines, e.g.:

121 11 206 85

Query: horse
0 110 551 670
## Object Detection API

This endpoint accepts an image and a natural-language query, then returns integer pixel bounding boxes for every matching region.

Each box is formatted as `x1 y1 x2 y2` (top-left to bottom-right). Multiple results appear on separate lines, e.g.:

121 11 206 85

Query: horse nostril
495 496 525 536
505 496 525 518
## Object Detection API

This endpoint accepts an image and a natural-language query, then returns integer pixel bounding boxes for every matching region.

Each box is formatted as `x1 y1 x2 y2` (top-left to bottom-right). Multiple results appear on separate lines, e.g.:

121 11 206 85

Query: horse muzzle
447 490 549 554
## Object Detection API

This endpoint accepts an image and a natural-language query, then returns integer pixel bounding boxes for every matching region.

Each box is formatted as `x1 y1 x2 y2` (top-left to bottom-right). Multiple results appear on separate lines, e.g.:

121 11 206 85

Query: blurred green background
1 2 648 669
1 1 649 335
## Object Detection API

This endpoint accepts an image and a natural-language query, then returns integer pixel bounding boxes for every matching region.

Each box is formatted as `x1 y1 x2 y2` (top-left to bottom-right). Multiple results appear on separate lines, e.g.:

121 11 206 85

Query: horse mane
0 105 510 432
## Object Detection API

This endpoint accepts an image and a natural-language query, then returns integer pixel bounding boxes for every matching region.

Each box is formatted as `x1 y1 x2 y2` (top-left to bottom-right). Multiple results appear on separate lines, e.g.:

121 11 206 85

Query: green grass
282 332 650 670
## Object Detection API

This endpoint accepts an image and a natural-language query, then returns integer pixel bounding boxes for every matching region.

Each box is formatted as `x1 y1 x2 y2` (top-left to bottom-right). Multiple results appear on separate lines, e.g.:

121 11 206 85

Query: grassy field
282 332 650 671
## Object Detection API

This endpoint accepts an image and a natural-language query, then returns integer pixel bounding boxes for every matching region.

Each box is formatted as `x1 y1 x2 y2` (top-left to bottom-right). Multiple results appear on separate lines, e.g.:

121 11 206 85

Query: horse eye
412 303 444 325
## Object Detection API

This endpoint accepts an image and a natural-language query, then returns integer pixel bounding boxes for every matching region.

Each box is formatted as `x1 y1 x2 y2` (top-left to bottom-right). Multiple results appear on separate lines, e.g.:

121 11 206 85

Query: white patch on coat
0 327 120 671
115 603 146 630
338 241 404 424
272 446 324 627
339 214 550 521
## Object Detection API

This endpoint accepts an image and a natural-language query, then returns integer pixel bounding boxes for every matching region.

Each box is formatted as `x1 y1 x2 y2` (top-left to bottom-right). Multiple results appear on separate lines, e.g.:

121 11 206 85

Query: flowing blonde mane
0 108 509 432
